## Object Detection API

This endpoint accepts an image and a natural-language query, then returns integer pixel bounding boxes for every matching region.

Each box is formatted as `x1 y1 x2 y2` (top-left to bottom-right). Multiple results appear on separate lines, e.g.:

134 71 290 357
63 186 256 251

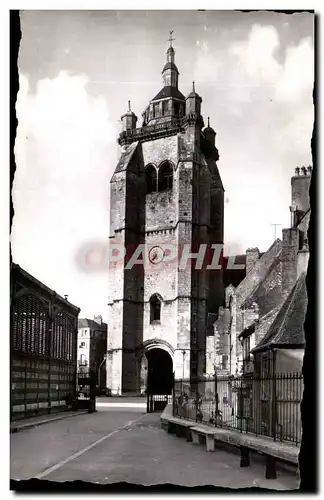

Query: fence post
271 353 277 441
195 387 198 423
214 370 219 427
240 375 243 433
146 386 150 413
172 372 175 417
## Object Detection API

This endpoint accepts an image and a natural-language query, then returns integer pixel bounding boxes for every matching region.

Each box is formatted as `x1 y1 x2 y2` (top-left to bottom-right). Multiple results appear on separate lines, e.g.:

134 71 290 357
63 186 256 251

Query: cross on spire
168 30 175 47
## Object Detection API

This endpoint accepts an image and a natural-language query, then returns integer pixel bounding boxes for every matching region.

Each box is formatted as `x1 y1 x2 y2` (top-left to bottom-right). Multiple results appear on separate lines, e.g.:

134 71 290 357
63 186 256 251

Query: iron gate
146 371 174 413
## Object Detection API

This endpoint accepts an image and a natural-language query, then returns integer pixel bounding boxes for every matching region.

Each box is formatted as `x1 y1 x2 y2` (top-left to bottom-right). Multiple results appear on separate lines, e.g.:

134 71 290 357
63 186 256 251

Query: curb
10 410 89 434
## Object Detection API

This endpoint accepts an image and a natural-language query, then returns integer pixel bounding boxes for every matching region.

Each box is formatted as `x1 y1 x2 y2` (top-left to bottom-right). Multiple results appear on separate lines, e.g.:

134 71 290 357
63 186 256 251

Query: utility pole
270 223 282 240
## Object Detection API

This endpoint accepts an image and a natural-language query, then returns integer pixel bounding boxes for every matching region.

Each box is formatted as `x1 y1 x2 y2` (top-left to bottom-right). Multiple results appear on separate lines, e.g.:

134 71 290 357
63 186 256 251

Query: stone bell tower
106 33 225 395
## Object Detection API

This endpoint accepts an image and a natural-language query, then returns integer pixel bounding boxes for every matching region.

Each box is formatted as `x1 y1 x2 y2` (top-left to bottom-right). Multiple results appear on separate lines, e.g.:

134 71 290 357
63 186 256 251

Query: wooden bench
190 426 218 451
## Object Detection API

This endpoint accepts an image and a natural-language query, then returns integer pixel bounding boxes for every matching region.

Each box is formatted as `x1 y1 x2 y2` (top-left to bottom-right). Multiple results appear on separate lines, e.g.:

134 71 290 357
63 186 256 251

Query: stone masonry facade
207 166 311 377
107 40 224 394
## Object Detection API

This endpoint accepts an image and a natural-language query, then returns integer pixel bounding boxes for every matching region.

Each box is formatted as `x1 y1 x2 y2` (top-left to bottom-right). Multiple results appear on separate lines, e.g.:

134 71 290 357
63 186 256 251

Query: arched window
150 294 161 323
158 161 173 192
145 164 157 194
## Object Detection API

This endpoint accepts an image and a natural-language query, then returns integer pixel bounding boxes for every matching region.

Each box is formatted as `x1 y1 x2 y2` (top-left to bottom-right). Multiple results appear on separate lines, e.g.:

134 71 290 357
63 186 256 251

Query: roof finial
207 116 210 127
168 30 175 47
192 81 195 92
128 100 131 112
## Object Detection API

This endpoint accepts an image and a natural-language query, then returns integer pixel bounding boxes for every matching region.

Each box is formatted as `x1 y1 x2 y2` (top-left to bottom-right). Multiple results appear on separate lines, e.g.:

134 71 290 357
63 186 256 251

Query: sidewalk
10 410 88 434
160 404 299 466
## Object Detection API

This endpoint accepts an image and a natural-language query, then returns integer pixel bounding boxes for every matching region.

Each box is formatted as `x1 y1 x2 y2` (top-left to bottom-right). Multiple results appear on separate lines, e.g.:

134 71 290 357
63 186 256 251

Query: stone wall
108 117 224 391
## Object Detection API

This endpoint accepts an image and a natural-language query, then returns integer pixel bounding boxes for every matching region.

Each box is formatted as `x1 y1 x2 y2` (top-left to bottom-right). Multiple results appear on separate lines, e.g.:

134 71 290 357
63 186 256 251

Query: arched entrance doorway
146 348 173 395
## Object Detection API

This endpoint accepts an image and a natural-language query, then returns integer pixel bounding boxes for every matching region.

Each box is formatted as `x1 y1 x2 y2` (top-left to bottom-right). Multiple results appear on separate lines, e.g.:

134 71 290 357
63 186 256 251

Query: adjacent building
78 316 107 391
208 166 311 380
11 263 80 420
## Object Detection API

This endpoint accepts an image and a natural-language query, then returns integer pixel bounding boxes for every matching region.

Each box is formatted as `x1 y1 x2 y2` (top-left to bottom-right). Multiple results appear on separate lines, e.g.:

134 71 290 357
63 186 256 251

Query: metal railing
172 372 303 445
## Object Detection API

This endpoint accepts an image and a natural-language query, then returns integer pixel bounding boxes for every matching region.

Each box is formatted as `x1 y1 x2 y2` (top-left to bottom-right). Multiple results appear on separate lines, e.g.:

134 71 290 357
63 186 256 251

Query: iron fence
146 393 173 413
172 372 303 445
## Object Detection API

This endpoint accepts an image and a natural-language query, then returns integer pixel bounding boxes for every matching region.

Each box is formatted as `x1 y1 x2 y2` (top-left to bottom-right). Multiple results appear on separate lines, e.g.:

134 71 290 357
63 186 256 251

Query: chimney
245 248 260 274
281 227 298 299
94 314 103 326
64 295 68 301
297 246 309 279
291 165 312 216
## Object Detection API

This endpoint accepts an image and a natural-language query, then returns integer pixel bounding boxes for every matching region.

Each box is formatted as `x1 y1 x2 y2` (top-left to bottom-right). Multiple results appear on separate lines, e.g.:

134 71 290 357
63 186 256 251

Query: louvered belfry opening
158 161 173 191
11 266 79 421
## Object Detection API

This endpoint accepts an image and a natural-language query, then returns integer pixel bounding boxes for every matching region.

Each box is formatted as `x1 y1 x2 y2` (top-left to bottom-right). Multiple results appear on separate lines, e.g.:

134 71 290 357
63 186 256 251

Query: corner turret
204 117 216 146
121 101 137 132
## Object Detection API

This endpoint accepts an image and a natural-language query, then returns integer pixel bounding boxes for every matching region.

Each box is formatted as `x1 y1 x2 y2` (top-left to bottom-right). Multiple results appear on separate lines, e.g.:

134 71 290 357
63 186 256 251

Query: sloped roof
151 86 185 102
112 141 139 176
235 238 282 307
78 318 107 331
162 62 179 74
296 207 310 228
11 263 80 313
241 253 282 316
252 273 307 353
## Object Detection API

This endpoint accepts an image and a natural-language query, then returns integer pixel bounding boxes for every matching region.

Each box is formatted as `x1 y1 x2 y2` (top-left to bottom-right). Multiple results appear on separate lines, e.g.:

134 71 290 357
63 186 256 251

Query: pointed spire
207 116 210 127
128 100 131 112
192 81 195 93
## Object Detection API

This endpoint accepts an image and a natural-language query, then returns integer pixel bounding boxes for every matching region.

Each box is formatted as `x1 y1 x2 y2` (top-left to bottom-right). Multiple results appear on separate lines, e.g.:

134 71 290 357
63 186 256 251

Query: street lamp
182 350 186 380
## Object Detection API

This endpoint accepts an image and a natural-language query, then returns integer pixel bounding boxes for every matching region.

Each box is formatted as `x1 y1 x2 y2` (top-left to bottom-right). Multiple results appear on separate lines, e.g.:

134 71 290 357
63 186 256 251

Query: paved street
11 405 299 489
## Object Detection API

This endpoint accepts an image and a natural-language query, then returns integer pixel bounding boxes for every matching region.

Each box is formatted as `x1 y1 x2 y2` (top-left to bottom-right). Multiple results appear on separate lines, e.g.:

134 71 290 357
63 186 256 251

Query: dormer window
158 161 173 191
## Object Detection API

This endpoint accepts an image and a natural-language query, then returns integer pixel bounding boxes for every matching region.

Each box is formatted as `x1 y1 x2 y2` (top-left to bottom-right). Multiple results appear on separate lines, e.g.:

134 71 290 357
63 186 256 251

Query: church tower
107 34 225 395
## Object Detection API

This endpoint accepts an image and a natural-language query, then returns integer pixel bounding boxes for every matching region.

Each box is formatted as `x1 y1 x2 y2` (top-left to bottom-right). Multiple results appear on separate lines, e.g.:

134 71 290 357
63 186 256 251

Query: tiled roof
251 273 307 353
241 253 282 316
11 263 80 313
235 239 282 306
151 86 185 102
78 318 107 331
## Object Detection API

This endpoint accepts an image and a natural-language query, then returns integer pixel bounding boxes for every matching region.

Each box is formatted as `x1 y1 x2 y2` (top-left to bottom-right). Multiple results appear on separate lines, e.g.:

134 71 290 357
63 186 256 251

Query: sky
11 10 314 321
